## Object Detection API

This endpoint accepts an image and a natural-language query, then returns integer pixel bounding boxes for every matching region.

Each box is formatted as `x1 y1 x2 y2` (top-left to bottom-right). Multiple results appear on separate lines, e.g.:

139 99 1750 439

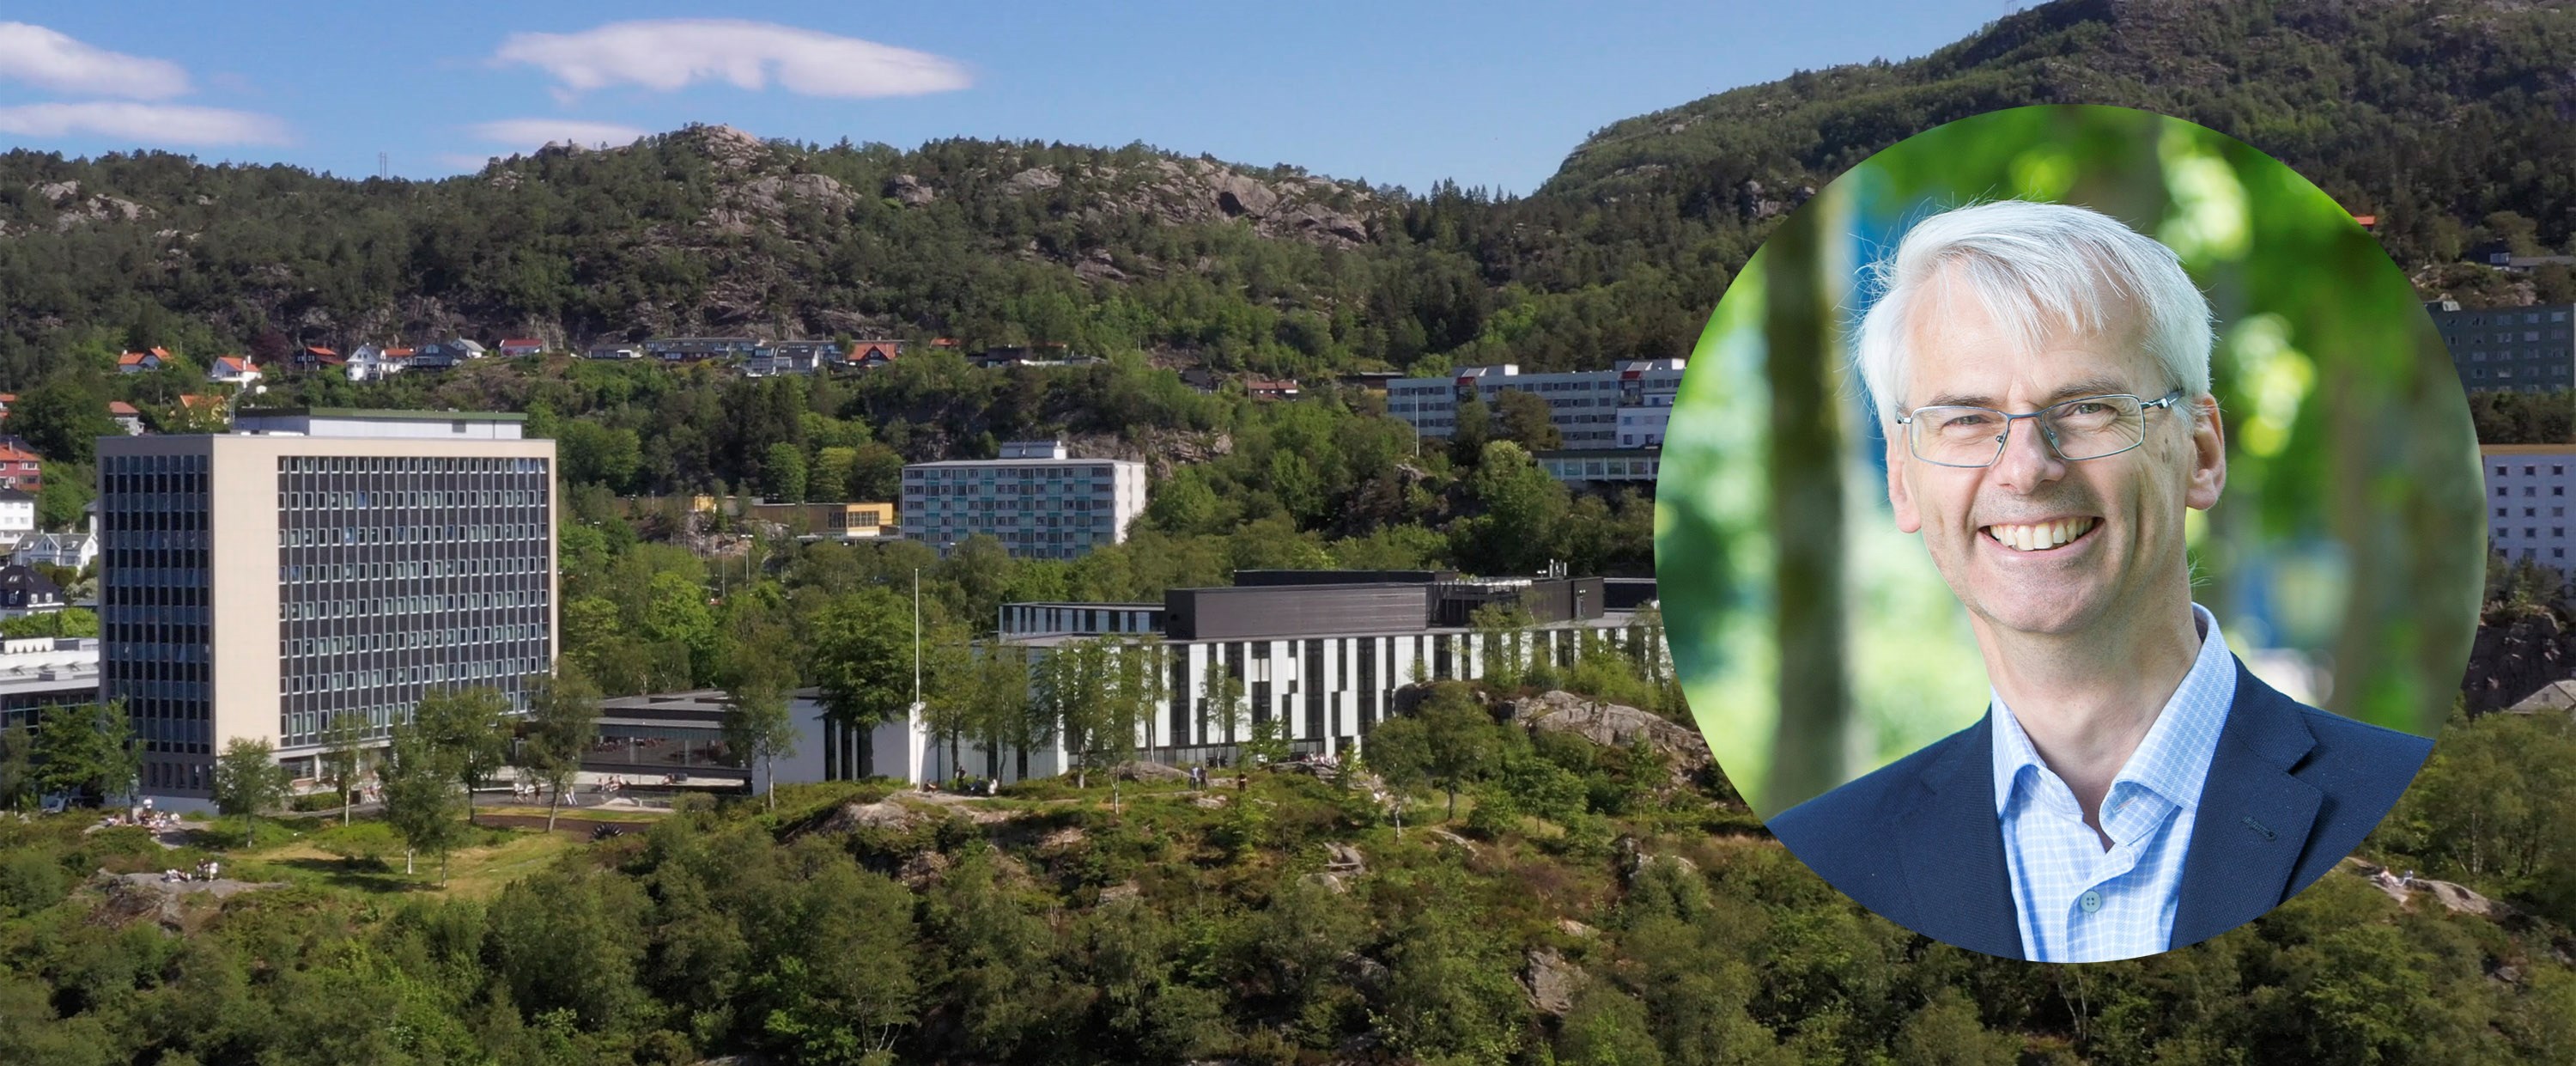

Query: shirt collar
1990 603 2239 817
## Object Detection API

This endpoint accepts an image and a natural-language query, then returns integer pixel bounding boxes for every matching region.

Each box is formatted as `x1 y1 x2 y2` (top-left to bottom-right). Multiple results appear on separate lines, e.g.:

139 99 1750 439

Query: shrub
0 847 69 915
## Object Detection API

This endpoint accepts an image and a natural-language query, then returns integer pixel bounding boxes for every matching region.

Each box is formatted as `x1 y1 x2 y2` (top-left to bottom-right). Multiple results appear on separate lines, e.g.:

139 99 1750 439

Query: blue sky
3 2 2031 194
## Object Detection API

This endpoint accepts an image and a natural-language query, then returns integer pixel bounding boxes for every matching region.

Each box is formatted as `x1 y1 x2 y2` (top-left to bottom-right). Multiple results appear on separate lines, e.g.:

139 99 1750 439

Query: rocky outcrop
997 156 1377 249
888 174 936 206
1525 947 1583 1016
1510 691 1711 787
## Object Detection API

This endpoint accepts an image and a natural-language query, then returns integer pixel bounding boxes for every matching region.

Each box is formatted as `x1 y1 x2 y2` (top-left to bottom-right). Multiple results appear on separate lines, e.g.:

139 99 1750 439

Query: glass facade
100 452 213 793
275 454 553 747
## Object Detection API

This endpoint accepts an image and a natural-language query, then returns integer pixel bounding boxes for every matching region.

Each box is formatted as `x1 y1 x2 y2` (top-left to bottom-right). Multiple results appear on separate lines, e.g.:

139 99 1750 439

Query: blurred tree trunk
1763 204 1851 813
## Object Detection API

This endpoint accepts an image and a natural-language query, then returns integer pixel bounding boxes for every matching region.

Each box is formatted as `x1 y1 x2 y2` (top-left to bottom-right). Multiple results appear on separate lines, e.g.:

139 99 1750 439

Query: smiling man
1767 200 2432 962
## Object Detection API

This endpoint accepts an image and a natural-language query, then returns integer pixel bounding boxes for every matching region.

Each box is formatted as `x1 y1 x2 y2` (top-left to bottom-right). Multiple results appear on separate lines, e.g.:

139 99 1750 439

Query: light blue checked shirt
1990 604 2235 962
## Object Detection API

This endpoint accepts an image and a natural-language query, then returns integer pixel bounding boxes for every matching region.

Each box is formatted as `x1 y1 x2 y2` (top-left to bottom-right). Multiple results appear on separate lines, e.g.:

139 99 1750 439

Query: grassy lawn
231 830 584 899
468 802 666 824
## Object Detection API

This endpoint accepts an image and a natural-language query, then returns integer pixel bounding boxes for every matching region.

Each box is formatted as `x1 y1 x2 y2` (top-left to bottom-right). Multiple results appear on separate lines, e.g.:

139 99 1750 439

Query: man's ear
1888 431 1922 533
2185 393 2226 511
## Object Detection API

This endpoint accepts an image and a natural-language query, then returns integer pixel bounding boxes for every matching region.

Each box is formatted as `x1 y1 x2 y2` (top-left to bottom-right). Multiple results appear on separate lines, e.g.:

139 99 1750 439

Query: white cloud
494 19 970 99
467 118 649 149
0 102 289 145
0 22 191 100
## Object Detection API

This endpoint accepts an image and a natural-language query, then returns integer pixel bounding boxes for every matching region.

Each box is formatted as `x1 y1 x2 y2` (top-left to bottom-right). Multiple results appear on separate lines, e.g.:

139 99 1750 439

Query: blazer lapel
1894 712 2024 959
2171 660 2324 948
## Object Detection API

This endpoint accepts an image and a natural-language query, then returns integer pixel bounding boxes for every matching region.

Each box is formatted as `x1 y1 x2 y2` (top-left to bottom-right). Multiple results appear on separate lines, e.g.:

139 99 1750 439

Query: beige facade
100 429 556 796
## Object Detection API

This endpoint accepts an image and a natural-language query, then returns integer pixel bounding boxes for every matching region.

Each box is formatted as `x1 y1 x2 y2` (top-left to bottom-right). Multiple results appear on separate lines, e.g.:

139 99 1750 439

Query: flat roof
2481 444 2576 455
240 407 528 423
907 457 1142 468
999 609 1640 648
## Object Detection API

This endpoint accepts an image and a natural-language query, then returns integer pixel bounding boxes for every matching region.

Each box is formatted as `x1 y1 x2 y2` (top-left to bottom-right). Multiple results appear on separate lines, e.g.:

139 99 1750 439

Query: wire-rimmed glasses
1894 389 2184 468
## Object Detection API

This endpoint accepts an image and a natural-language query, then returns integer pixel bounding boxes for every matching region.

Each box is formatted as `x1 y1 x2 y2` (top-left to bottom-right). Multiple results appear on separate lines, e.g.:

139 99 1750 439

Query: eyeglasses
1894 389 2185 468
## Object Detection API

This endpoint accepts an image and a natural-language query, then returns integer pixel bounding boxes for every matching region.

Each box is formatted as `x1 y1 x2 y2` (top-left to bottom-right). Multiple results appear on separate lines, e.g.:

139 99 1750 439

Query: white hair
1852 200 2214 421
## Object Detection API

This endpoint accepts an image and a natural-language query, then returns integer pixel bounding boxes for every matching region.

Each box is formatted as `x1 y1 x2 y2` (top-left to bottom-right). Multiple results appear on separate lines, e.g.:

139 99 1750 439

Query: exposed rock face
999 155 1376 249
1003 167 1064 195
888 174 936 206
2464 606 2571 714
814 798 921 835
1510 691 1711 786
1525 947 1583 1016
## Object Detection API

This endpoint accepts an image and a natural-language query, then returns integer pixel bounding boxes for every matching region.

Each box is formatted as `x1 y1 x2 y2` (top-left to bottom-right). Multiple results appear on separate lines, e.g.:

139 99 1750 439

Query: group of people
161 859 220 884
509 780 548 801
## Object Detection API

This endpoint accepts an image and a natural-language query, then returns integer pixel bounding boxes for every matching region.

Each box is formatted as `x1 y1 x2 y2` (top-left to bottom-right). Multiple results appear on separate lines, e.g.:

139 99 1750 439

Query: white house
0 490 34 551
208 356 261 387
345 345 412 382
11 532 94 571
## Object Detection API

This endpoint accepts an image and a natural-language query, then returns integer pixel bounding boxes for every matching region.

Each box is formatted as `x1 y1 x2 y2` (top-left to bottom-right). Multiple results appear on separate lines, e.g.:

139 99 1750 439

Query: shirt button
2080 891 2103 913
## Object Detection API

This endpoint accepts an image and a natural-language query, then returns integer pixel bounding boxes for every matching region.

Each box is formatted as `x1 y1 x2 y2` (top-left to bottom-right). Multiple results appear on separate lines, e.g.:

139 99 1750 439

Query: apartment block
2484 443 2576 567
100 409 556 799
1387 358 1686 456
899 441 1147 559
2433 300 2576 393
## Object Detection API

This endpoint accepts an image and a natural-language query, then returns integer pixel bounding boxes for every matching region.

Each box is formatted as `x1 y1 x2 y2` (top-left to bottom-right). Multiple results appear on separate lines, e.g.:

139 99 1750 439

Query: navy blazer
1768 657 2433 959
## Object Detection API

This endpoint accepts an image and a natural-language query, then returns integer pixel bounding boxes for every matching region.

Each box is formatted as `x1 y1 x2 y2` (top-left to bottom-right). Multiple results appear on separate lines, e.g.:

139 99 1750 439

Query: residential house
744 340 835 377
344 344 414 382
498 338 545 356
586 344 643 360
0 564 61 618
116 348 172 374
971 343 1073 369
1245 377 1302 401
283 346 343 375
208 356 261 386
834 339 904 370
411 338 488 369
1181 369 1220 393
0 440 39 492
646 337 763 362
107 402 143 436
12 532 95 571
0 490 33 551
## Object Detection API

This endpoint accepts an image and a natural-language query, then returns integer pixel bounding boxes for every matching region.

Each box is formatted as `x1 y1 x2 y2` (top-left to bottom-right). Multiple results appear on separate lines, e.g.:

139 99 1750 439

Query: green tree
764 442 809 503
319 708 369 827
380 721 465 880
31 700 137 807
1494 388 1564 449
1471 600 1537 691
211 737 292 844
523 665 602 831
723 683 799 813
1386 682 1501 821
808 588 919 752
9 374 118 466
0 723 35 811
412 685 510 825
1036 638 1115 790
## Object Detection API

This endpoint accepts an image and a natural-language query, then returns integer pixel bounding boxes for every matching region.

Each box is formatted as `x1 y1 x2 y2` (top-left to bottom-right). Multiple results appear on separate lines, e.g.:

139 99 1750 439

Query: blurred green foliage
1659 107 2481 813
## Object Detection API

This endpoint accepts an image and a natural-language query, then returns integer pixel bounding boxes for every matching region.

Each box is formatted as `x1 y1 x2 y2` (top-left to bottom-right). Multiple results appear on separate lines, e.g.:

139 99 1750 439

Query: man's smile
1979 515 2101 553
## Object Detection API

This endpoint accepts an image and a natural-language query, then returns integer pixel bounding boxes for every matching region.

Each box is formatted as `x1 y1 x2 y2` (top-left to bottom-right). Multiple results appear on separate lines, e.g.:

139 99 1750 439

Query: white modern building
833 570 1666 785
1388 358 1686 457
100 409 557 801
900 441 1148 559
2485 443 2576 567
0 636 99 732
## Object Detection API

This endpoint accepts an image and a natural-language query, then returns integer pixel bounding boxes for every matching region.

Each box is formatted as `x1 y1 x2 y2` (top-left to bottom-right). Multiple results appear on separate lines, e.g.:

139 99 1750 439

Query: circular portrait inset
1653 105 2480 961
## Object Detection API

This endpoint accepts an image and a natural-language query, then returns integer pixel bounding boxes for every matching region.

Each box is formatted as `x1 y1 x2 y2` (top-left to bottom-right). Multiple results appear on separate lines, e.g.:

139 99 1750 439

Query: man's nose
1990 416 2067 490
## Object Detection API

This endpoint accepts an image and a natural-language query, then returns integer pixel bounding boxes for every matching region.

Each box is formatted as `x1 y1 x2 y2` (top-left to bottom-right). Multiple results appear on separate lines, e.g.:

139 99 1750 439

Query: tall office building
100 410 556 799
900 440 1148 559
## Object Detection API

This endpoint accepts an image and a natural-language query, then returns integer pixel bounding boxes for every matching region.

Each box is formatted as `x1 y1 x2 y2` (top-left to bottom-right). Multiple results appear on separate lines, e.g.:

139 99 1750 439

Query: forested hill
4 0 2576 391
1547 0 2576 273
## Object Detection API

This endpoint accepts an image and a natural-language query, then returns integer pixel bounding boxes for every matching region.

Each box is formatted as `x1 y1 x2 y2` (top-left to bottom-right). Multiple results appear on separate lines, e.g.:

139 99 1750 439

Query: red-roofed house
117 347 172 374
837 339 903 369
285 346 343 374
1245 377 1302 401
498 338 544 356
209 356 262 386
0 439 41 491
107 401 143 435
